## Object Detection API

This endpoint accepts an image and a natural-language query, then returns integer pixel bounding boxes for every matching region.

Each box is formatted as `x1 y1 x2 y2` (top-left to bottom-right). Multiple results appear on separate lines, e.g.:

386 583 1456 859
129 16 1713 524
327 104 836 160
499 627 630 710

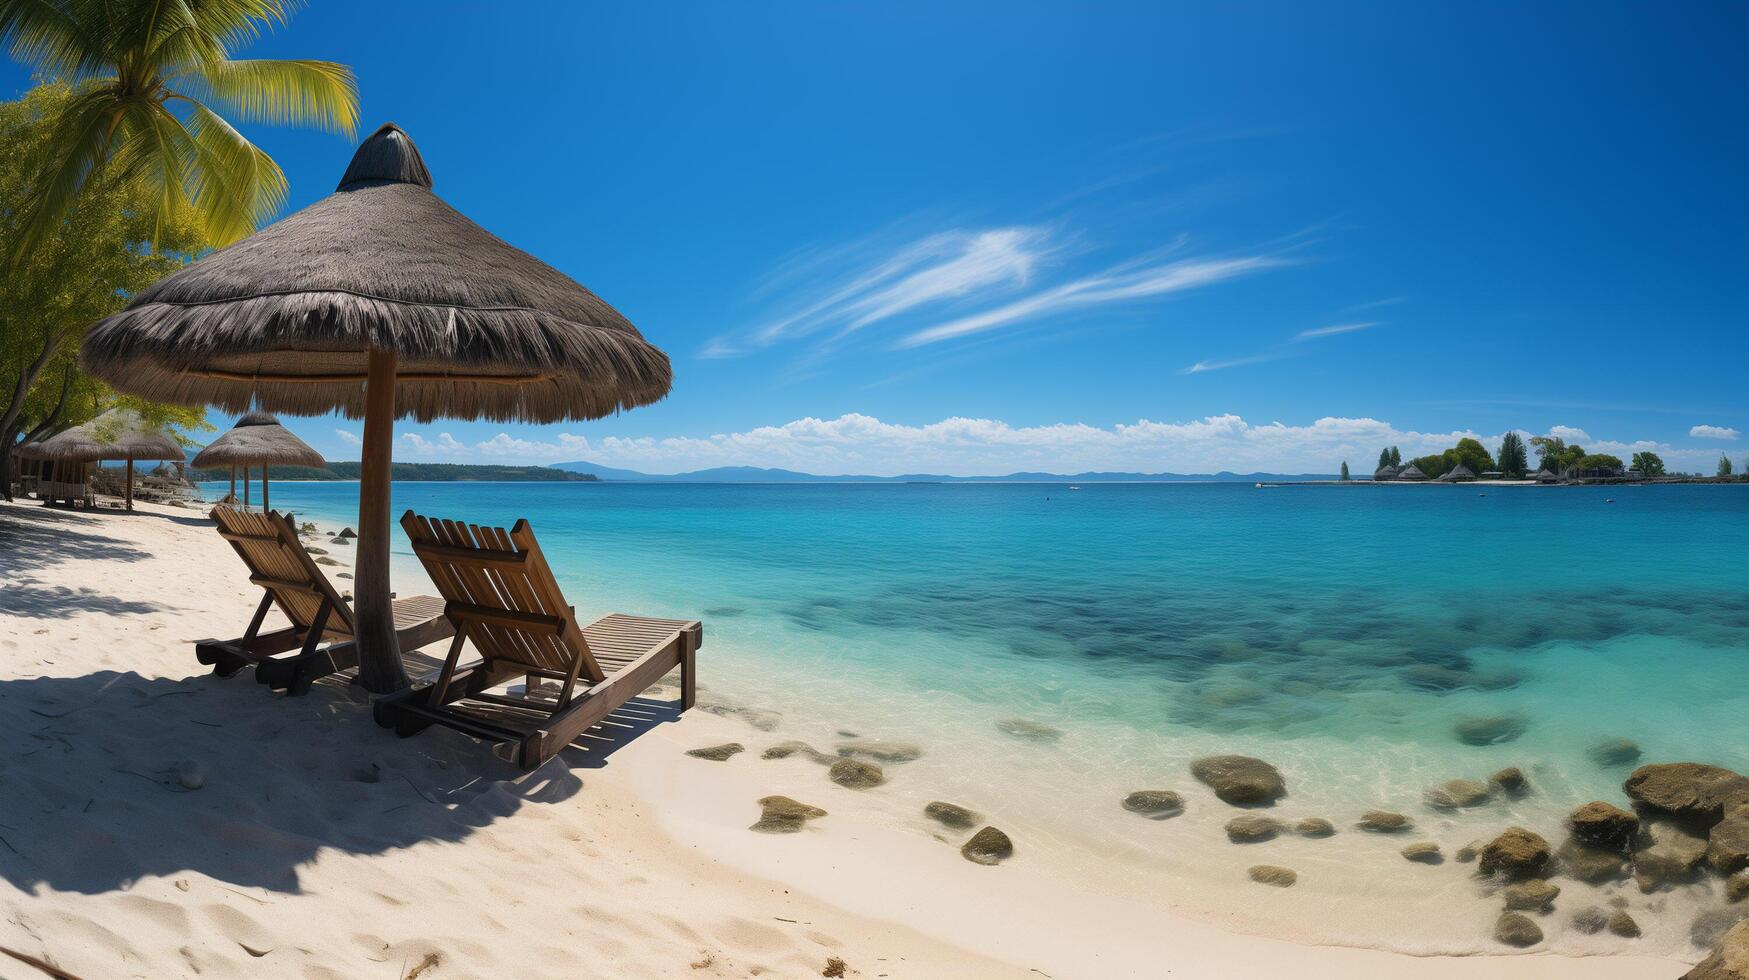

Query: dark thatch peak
236 411 280 427
338 123 432 190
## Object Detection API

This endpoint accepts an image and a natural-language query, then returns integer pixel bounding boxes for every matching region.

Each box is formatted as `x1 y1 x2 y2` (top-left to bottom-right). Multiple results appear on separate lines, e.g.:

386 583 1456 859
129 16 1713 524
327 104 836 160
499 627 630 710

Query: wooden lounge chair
373 510 702 771
195 506 453 695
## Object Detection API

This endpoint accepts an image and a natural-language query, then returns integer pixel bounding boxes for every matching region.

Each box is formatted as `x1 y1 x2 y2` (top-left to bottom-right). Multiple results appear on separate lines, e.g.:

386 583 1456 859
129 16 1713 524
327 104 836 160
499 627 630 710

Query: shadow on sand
0 665 681 897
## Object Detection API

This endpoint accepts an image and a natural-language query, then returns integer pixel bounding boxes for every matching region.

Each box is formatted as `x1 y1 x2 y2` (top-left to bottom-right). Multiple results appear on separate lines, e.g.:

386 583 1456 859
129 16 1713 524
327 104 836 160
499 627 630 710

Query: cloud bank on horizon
372 413 1732 477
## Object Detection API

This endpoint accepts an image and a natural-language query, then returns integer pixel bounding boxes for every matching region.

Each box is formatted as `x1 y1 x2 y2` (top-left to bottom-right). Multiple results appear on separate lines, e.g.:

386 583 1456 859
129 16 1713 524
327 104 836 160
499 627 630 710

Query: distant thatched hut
191 412 324 511
1534 468 1561 483
17 408 183 509
1437 463 1478 483
1372 465 1399 481
1396 464 1430 481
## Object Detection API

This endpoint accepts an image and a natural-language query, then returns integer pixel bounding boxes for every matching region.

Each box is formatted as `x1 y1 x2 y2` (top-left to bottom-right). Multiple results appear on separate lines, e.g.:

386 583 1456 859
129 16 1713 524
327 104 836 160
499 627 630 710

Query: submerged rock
1686 918 1749 980
1226 815 1286 843
1709 809 1749 875
1494 912 1543 947
1357 810 1413 833
337 527 356 538
762 740 831 763
750 796 827 833
1480 827 1552 880
924 801 980 830
961 826 1014 865
1569 801 1638 851
1491 767 1529 796
685 742 744 762
835 738 923 764
828 758 885 789
1455 714 1527 746
1728 870 1749 903
1191 755 1286 806
1608 910 1642 938
1634 818 1709 891
1503 879 1561 913
1401 842 1443 864
1296 817 1336 838
1692 909 1749 952
1572 906 1611 934
994 718 1063 742
176 760 206 790
1455 840 1484 863
315 555 340 566
1590 738 1644 767
1426 778 1492 809
1624 763 1749 824
1121 790 1184 816
1557 838 1629 884
1247 865 1297 887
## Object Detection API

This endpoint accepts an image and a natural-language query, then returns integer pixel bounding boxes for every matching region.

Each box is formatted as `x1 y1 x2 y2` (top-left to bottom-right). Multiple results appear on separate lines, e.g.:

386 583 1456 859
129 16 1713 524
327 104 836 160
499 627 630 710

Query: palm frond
111 98 195 241
189 57 358 136
182 100 287 244
0 0 110 78
7 80 120 257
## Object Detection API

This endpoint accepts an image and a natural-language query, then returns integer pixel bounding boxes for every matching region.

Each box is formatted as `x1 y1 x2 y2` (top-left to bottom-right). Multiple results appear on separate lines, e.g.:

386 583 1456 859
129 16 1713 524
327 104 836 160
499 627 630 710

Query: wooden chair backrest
400 510 604 683
211 505 354 638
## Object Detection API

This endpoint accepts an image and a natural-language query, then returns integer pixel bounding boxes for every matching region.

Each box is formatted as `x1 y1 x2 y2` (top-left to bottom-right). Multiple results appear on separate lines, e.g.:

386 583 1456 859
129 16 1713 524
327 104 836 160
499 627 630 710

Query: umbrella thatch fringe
83 292 671 423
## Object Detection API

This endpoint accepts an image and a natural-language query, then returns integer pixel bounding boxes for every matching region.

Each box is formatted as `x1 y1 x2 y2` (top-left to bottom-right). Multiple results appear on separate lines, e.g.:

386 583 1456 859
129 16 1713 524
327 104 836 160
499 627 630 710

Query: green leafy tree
1340 461 1350 481
1497 431 1528 477
1530 435 1565 472
0 0 358 250
1630 451 1665 477
1408 454 1451 478
1389 446 1402 467
1441 437 1495 475
1377 448 1391 470
1573 453 1623 474
1721 455 1736 478
0 84 210 497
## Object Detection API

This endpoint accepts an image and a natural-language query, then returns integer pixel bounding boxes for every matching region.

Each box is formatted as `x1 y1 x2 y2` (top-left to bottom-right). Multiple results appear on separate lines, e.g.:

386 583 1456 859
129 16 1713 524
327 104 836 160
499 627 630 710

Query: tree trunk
353 347 408 693
0 332 63 504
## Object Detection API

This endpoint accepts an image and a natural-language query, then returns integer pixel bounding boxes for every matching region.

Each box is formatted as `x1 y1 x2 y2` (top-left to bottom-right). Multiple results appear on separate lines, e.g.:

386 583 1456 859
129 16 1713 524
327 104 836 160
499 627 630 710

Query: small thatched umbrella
192 412 325 511
1396 463 1430 481
21 408 184 510
1437 462 1477 483
82 123 672 692
1535 468 1561 483
1372 464 1398 481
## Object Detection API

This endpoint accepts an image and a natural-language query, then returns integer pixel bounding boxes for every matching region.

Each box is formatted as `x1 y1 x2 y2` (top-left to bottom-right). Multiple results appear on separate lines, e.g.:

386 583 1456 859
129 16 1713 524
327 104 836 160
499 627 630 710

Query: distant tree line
189 462 599 482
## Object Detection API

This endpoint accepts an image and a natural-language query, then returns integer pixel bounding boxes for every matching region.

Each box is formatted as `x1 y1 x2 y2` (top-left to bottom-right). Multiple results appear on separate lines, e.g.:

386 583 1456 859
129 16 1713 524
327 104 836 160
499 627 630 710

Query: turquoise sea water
206 479 1749 952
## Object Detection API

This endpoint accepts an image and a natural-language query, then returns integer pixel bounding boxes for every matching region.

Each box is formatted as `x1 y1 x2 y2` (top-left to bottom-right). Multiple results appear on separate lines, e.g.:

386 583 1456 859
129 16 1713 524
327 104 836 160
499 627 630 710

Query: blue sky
7 2 1746 474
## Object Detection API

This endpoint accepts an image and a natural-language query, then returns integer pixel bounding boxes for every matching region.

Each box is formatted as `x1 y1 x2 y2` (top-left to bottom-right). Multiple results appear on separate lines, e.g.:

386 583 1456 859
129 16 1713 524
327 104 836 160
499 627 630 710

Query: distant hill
549 461 1336 483
190 461 598 482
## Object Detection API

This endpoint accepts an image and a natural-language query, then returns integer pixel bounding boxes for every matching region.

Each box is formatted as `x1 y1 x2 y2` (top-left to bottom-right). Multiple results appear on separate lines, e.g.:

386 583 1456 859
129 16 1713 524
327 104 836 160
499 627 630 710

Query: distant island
189 461 599 482
549 461 1338 483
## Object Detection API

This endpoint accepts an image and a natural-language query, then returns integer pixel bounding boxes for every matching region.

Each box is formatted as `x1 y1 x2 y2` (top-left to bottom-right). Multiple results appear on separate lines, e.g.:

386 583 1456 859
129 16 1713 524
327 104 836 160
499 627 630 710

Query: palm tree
0 0 357 250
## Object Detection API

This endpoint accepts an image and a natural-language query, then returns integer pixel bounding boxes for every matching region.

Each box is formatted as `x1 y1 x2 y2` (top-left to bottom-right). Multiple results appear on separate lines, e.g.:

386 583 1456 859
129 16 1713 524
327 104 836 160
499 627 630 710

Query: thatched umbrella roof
81 123 672 424
192 412 325 468
1535 468 1560 482
1396 463 1430 481
1372 465 1399 481
1437 463 1477 482
20 408 184 462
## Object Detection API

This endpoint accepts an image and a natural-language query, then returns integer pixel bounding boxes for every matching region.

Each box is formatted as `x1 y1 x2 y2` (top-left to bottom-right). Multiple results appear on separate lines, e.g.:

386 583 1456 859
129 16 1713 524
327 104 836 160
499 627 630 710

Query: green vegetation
1530 435 1586 474
0 0 358 250
1 85 213 498
1496 432 1528 477
1631 451 1665 476
190 461 600 482
1573 453 1623 474
1721 455 1736 478
1339 461 1350 481
1388 446 1401 467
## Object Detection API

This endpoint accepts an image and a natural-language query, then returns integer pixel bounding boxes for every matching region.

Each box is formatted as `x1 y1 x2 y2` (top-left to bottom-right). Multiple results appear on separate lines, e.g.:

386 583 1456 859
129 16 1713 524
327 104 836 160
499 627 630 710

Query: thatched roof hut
1396 464 1430 481
192 412 325 511
17 409 184 510
1437 463 1478 482
1372 465 1399 481
1535 468 1560 483
79 123 674 692
81 124 671 424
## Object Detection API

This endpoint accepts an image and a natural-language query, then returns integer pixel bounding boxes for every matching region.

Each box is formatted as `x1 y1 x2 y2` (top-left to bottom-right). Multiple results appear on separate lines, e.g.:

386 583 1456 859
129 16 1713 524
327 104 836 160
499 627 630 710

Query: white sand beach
0 499 1698 979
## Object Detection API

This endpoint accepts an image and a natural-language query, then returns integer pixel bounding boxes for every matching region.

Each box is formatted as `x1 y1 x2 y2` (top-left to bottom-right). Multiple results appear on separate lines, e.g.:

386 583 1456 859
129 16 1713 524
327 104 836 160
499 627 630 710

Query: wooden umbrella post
229 464 236 502
125 458 134 511
243 465 250 508
263 464 269 512
353 347 410 693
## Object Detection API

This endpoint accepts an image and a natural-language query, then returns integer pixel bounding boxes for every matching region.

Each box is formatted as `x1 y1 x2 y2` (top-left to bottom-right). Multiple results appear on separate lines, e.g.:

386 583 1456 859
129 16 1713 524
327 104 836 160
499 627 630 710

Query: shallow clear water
211 479 1749 954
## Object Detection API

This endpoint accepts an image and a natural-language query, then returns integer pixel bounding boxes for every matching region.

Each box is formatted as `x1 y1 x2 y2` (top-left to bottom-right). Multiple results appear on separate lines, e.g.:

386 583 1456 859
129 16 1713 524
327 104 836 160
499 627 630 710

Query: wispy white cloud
897 255 1282 349
1689 424 1741 440
334 429 361 447
1181 351 1293 374
1294 321 1378 341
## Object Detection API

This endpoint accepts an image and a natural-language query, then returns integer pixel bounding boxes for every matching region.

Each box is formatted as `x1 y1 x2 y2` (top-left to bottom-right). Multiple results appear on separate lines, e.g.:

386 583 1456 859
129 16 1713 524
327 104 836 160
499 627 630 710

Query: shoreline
0 499 1703 978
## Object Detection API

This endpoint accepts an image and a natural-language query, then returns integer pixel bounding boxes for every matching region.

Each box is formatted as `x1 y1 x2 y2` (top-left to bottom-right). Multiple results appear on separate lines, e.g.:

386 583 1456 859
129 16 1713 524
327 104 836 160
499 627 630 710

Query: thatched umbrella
1396 463 1430 481
192 411 325 511
1437 462 1477 483
1372 464 1398 481
21 408 184 510
82 123 672 692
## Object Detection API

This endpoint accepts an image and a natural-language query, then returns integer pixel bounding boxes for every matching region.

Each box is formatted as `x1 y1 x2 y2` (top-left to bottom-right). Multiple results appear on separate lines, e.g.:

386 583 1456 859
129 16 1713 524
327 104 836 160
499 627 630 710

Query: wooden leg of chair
430 625 469 708
680 635 697 710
